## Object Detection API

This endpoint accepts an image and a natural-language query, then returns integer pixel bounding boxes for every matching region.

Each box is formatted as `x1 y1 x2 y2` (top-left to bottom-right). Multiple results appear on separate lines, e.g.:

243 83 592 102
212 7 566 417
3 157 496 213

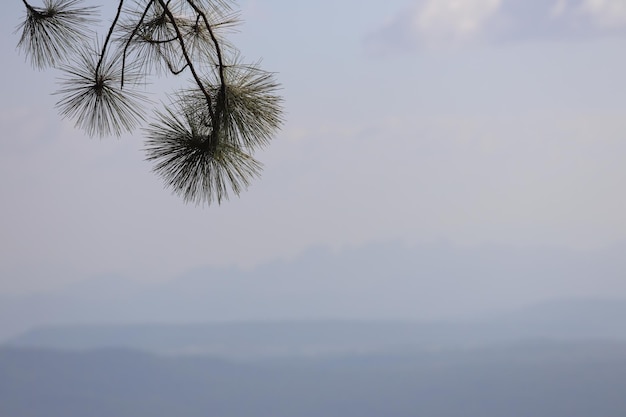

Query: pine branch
17 0 283 205
157 0 216 123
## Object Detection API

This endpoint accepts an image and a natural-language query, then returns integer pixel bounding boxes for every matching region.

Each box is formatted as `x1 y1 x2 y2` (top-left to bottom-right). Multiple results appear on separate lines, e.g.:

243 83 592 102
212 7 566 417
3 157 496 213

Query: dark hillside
2 342 626 417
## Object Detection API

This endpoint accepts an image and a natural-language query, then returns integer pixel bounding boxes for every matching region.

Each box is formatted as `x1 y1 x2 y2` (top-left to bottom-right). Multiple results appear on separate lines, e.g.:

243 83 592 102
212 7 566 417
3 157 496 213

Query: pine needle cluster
16 0 283 204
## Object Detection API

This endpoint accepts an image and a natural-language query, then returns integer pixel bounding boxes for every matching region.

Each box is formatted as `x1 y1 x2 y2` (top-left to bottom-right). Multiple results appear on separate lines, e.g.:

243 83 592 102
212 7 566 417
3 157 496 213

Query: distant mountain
6 298 626 356
2 341 626 417
2 241 625 343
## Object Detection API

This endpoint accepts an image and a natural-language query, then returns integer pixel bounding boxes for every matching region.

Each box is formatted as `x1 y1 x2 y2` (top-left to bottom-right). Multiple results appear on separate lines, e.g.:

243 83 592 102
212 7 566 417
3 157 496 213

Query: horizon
1 239 625 342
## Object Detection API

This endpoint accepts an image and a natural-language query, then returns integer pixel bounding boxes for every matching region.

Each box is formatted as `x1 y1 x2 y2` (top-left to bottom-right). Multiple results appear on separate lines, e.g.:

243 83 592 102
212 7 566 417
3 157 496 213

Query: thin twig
163 56 188 74
21 0 37 14
95 0 125 76
121 0 155 87
185 0 226 87
157 0 216 124
185 0 227 141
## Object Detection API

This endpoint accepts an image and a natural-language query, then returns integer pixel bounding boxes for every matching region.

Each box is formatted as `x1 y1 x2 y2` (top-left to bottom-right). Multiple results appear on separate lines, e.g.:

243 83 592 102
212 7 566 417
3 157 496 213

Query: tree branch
162 56 188 75
157 0 216 126
185 0 226 87
96 0 125 76
121 0 155 87
21 0 38 14
185 0 227 142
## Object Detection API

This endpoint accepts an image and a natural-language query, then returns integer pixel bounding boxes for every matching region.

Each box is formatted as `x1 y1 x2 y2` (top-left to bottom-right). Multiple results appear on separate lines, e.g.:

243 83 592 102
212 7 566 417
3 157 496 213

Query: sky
1 0 626 303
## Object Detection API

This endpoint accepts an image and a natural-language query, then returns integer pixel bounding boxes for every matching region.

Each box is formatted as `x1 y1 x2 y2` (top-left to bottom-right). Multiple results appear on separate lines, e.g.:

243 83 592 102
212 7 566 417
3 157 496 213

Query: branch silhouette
16 0 283 205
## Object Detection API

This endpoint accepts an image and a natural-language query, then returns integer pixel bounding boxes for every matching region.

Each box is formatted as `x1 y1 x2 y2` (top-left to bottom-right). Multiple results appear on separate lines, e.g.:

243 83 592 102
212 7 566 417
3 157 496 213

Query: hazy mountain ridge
7 297 626 357
1 241 625 342
2 341 626 417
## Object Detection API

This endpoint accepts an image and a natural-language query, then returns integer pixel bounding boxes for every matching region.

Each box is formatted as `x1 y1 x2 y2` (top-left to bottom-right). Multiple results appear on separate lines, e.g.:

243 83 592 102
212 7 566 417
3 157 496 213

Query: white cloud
581 0 626 28
366 0 626 54
414 0 502 42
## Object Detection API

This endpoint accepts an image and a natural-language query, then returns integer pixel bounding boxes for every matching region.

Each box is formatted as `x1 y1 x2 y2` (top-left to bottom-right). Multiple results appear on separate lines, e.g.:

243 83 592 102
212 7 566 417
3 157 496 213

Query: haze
1 0 625 334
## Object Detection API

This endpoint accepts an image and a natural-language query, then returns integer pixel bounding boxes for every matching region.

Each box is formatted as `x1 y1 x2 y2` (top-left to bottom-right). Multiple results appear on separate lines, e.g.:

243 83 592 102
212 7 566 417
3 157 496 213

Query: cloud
366 0 626 53
582 0 626 28
414 0 502 42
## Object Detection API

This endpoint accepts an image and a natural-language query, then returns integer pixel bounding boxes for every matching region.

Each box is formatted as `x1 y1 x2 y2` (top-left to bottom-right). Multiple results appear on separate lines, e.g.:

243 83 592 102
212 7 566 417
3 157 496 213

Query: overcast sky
1 0 626 297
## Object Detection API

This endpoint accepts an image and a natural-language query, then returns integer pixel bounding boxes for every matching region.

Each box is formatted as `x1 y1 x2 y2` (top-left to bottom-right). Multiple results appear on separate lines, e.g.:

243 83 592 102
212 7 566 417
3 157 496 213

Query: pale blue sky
1 0 626 296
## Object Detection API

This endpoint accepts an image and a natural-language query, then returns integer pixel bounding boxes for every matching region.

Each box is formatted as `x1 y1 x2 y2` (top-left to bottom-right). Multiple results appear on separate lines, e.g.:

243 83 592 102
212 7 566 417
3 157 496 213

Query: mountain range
2 241 625 342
